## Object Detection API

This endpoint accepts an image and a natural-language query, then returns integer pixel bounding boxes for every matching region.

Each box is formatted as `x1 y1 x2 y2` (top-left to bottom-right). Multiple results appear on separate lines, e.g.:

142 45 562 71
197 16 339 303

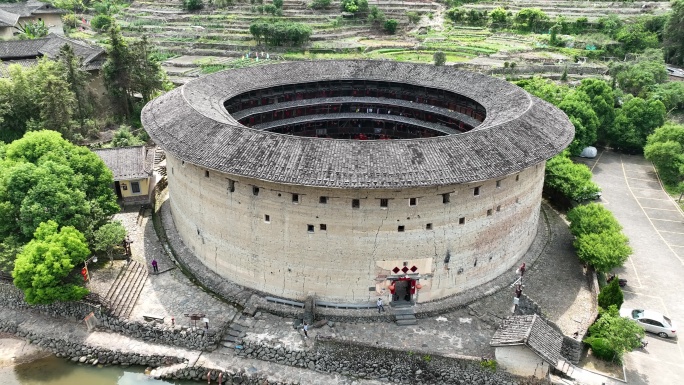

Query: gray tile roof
93 146 154 181
0 9 19 27
141 60 574 189
0 1 63 18
0 34 105 70
490 314 563 366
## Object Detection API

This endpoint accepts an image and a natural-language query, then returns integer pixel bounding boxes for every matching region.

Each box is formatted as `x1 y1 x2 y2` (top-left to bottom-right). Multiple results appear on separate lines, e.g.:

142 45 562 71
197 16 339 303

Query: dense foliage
598 276 624 310
567 203 632 273
12 221 90 304
644 123 684 189
544 152 601 202
93 221 127 264
433 51 446 66
584 305 644 362
664 0 684 66
340 0 367 14
0 131 119 244
182 0 204 11
383 19 398 34
249 20 312 46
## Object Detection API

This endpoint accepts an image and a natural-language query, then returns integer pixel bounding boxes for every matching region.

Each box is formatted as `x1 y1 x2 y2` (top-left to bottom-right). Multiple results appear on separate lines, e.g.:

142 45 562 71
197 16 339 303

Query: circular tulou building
142 60 573 306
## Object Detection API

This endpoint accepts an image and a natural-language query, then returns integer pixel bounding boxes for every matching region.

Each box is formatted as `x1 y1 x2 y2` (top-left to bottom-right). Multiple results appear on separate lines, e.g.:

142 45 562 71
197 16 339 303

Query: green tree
433 51 446 66
340 0 367 14
12 221 90 304
489 7 507 24
644 123 684 186
545 153 601 202
0 131 119 243
367 6 385 24
608 96 666 153
383 19 398 34
584 305 644 362
91 14 113 32
650 81 684 112
577 78 615 143
406 11 421 24
59 44 92 134
514 8 549 32
575 231 632 273
597 14 623 37
103 25 133 118
613 58 667 97
445 7 466 23
567 202 622 237
664 0 684 65
598 277 624 310
273 0 283 8
559 91 600 155
93 221 126 264
515 76 569 105
111 125 144 147
308 0 331 9
128 37 165 103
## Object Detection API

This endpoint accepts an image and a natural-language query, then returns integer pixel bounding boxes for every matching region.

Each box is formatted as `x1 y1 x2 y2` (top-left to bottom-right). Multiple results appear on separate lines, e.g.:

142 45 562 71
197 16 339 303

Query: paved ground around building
576 150 684 385
0 307 379 385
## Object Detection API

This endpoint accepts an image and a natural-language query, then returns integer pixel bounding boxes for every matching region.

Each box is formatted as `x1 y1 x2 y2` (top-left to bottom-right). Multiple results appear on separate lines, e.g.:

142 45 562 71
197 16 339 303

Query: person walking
152 259 159 274
377 297 385 313
302 322 309 339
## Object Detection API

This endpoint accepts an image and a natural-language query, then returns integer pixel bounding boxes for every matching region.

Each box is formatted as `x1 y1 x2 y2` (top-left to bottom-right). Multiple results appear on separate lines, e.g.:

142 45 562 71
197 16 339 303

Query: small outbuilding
490 314 564 379
93 146 156 207
0 1 64 39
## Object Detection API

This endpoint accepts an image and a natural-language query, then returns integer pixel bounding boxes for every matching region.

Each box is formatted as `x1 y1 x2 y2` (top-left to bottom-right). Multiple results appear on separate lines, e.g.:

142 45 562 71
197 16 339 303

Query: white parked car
620 308 677 338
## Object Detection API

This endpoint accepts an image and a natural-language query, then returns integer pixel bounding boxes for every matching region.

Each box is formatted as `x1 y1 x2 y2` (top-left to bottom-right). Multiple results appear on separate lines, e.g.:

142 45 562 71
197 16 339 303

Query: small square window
182 160 185 166
292 194 299 203
473 187 480 196
352 199 360 208
320 224 327 231
319 196 328 204
172 167 174 175
426 223 433 230
497 205 501 212
459 217 466 225
516 197 520 204
487 209 493 216
442 193 450 204
205 170 210 178
398 225 405 232
253 186 260 196
264 214 270 223
409 198 417 206
380 198 388 208
516 174 520 181
228 179 235 192
496 180 501 188
307 224 314 233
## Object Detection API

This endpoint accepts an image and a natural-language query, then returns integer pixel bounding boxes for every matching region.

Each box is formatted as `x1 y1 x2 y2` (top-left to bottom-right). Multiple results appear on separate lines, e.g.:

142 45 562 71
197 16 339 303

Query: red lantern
388 283 396 294
416 283 423 290
81 267 89 282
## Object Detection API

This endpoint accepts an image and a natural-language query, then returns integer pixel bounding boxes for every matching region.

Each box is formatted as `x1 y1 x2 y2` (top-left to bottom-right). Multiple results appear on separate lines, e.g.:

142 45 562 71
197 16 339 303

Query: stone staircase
393 306 417 326
104 260 149 319
218 314 252 351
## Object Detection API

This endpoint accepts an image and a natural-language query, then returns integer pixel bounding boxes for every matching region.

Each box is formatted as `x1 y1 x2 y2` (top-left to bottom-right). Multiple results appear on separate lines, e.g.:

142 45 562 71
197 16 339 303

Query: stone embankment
236 339 545 385
0 282 222 351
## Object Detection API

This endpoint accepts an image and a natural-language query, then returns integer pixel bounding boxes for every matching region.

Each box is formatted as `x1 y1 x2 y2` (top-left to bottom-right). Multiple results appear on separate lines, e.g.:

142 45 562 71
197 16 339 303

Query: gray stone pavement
0 307 380 385
111 208 238 330
577 150 684 385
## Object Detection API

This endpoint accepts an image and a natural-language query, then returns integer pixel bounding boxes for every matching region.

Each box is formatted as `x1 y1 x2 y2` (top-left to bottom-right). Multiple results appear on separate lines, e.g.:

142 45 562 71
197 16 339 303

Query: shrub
182 0 204 11
90 14 113 32
567 203 621 237
384 19 398 34
575 231 632 273
598 276 624 310
433 51 446 66
273 0 283 8
406 11 421 24
367 6 385 24
545 153 601 202
62 13 79 29
584 337 617 361
264 3 277 14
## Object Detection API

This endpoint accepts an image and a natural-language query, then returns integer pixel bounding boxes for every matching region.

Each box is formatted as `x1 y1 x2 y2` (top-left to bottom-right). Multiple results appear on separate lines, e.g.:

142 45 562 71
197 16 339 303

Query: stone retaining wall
0 282 222 351
236 338 547 385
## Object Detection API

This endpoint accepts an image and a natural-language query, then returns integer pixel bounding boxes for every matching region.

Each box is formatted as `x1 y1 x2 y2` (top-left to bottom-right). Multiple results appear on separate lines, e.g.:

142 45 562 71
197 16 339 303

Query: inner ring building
142 60 574 305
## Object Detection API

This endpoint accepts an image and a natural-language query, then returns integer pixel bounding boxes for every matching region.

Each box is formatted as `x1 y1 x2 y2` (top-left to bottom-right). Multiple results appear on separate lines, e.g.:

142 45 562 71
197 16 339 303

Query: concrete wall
495 345 549 379
119 178 150 198
166 153 545 303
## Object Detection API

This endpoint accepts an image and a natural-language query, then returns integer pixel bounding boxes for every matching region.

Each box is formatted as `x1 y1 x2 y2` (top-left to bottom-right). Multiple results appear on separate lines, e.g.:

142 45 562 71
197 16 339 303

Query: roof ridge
524 314 537 343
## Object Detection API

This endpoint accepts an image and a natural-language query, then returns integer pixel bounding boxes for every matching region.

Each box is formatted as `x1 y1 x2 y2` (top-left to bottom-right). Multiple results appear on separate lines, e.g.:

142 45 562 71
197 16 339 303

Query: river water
0 355 200 385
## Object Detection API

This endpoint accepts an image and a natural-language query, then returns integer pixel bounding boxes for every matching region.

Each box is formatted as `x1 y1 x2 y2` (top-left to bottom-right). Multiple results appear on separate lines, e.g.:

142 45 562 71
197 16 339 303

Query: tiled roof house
490 314 564 379
0 33 105 74
93 146 157 206
0 1 64 39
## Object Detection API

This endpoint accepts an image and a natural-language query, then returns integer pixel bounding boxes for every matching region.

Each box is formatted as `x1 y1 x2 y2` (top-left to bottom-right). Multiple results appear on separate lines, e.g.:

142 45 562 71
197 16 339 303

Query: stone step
111 262 145 316
393 307 415 314
105 261 141 308
395 319 417 326
395 314 416 320
120 267 148 319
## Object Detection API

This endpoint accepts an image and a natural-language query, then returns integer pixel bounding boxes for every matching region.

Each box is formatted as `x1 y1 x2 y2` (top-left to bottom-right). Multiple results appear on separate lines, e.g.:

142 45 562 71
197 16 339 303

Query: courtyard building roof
142 60 574 188
93 146 155 181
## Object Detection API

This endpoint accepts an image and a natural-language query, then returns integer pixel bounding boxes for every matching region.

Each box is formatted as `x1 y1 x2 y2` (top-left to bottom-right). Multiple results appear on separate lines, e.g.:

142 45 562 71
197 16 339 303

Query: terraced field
462 0 671 21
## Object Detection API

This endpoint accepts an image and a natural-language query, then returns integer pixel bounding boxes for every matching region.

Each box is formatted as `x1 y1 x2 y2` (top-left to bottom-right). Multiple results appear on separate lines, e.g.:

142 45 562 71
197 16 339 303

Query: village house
93 146 157 207
0 1 64 39
490 314 565 379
